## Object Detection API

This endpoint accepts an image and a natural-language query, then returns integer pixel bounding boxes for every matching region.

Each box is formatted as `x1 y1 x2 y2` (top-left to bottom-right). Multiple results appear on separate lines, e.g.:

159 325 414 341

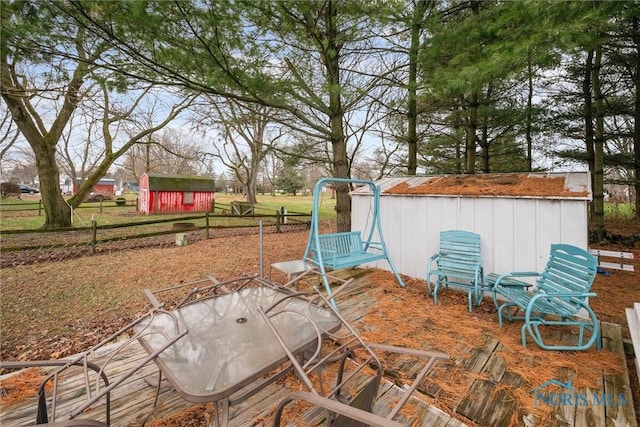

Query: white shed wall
351 194 589 285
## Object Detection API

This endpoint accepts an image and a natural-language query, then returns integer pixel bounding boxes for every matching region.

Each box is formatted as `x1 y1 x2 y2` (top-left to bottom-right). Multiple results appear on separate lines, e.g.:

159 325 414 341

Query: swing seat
307 231 387 270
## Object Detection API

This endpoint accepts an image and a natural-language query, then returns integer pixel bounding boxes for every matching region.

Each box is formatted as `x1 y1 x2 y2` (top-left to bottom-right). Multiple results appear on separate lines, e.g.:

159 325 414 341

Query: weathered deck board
601 322 637 426
454 339 528 426
415 404 463 427
1 268 636 427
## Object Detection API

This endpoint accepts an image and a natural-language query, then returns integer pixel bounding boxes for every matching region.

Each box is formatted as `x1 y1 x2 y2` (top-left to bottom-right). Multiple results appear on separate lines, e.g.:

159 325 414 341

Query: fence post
276 210 281 233
205 211 210 239
99 200 103 213
91 219 97 254
38 200 42 216
259 220 263 278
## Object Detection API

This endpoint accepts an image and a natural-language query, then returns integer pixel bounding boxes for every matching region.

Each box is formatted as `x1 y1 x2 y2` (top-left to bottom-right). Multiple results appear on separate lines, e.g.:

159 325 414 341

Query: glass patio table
135 284 341 426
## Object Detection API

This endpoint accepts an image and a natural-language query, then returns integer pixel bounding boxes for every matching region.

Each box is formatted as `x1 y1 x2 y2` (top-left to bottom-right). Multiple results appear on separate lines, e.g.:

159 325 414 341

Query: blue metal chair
491 244 600 351
426 230 484 312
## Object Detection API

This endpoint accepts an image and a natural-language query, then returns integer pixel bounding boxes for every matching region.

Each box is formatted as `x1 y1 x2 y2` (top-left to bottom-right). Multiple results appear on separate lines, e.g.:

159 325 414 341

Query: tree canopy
1 0 638 230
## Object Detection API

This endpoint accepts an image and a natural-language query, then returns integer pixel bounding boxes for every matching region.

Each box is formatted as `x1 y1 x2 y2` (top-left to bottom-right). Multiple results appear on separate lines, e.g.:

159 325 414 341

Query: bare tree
1 10 110 227
57 105 103 189
0 107 21 166
261 152 283 196
2 144 38 185
58 1 398 231
53 79 197 207
120 127 205 179
195 99 278 204
1 5 193 226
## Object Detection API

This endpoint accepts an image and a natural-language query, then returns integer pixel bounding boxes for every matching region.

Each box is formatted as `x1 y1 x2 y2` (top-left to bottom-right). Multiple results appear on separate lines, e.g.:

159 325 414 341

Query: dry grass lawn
1 226 639 426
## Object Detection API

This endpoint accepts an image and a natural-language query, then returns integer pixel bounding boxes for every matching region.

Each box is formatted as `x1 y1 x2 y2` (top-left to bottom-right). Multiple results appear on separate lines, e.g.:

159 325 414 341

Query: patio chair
491 243 600 350
257 283 449 427
0 307 187 425
426 230 484 312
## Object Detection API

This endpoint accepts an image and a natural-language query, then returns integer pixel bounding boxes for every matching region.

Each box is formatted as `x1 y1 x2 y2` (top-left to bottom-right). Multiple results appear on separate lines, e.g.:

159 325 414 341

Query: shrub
1 182 21 198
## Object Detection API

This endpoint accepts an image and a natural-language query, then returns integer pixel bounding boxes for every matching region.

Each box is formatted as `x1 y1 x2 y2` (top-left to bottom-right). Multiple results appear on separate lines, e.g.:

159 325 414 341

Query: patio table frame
137 275 342 427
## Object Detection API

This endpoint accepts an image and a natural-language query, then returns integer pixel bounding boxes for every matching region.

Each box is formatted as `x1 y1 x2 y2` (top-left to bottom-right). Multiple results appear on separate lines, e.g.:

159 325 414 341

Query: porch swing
303 178 405 304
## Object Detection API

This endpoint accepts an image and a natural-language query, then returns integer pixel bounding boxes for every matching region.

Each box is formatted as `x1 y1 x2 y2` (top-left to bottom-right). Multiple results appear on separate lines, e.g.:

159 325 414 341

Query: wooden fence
0 199 135 215
0 208 311 254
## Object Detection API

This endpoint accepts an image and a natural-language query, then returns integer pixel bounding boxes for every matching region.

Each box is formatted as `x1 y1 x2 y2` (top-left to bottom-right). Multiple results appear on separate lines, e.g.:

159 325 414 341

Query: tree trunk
632 15 640 222
464 0 480 175
0 65 72 228
246 161 258 205
454 115 463 174
592 46 606 240
526 59 534 172
480 86 491 173
465 93 478 174
406 0 428 175
480 122 490 173
245 121 266 205
583 50 595 221
33 139 72 228
323 1 350 232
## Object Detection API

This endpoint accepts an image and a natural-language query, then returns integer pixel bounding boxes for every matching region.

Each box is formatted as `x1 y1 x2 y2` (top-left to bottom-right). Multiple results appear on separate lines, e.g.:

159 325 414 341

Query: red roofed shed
139 173 215 215
73 178 116 196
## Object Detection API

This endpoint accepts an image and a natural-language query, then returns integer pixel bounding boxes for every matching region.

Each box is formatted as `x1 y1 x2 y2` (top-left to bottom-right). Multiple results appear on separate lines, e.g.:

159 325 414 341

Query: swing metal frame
302 178 405 304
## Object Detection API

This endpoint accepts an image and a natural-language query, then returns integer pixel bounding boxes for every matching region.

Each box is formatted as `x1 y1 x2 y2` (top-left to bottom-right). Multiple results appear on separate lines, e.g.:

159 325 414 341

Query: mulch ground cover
1 221 639 426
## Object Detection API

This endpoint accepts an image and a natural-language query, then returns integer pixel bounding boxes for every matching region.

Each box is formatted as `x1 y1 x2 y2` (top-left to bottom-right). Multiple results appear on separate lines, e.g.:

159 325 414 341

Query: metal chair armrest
274 391 404 427
494 272 541 288
528 291 596 304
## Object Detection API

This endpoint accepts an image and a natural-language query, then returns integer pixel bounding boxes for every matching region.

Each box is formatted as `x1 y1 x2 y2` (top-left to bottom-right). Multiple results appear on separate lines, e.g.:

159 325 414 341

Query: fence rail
0 199 136 215
0 209 311 257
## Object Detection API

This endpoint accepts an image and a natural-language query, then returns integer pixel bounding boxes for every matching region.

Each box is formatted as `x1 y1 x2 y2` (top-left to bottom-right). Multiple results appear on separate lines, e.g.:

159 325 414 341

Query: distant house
73 178 117 196
60 177 73 195
138 173 215 215
121 181 140 192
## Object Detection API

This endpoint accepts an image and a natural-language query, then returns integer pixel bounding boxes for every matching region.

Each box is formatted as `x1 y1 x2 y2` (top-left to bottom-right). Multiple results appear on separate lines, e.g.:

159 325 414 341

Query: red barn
138 173 215 215
74 178 116 196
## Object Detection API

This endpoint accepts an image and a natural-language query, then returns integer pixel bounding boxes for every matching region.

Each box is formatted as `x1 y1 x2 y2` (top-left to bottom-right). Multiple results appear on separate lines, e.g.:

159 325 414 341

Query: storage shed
138 173 215 215
74 178 116 196
350 172 592 284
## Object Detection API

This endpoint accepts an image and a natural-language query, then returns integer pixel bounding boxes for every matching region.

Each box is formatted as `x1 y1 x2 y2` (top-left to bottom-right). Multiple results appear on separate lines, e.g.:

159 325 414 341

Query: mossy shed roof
351 172 591 200
145 173 215 192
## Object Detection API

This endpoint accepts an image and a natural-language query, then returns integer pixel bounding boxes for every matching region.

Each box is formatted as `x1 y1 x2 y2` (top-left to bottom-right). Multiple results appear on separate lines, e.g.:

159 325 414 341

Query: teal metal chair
426 230 484 312
491 244 600 351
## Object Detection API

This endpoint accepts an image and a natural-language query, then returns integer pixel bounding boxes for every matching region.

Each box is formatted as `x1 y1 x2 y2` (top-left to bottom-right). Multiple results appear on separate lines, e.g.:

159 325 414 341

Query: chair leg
523 316 601 351
273 395 334 427
521 324 529 347
433 281 439 305
425 264 436 297
497 303 511 326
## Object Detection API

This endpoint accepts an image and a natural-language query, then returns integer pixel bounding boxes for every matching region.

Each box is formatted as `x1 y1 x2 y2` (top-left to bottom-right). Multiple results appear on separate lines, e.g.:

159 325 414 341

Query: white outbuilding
350 172 592 284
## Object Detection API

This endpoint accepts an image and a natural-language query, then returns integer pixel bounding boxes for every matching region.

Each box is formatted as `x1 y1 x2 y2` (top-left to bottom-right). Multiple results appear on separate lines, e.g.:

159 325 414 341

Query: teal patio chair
427 230 484 312
491 244 600 351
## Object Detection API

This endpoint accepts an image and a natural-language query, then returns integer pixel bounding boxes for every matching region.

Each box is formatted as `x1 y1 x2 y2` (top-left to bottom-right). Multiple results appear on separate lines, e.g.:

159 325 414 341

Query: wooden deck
1 269 636 427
